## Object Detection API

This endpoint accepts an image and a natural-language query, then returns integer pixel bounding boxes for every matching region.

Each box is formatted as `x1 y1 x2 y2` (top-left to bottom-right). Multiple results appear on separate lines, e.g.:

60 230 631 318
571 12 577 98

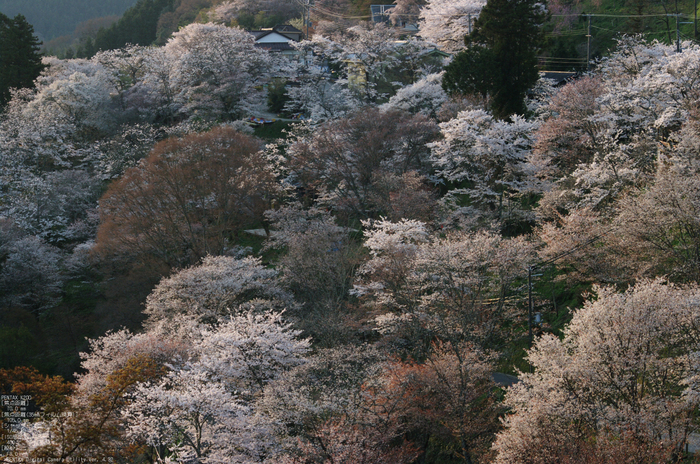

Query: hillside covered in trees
2 0 700 462
0 0 139 40
31 0 700 67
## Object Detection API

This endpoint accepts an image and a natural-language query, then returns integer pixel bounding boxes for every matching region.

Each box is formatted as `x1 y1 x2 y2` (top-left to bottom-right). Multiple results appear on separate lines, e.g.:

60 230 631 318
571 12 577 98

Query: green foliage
267 79 290 114
472 0 546 117
443 0 547 118
93 0 175 53
254 10 287 28
421 435 471 464
253 120 294 140
62 280 102 314
0 13 45 106
234 12 256 29
0 324 39 368
154 0 215 45
539 0 700 71
442 45 496 99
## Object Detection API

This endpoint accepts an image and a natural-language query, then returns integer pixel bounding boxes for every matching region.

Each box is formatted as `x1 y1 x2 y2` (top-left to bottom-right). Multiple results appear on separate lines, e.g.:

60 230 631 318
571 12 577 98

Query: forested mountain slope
0 0 138 40
4 0 700 459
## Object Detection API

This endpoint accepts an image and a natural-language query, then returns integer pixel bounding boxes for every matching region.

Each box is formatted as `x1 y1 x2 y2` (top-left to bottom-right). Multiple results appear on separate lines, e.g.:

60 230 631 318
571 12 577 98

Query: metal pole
528 265 533 348
468 13 472 35
586 14 592 71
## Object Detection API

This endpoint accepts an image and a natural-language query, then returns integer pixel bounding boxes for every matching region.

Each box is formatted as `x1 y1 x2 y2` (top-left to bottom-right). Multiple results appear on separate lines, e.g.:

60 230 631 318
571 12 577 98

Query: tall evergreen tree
93 0 176 54
443 0 547 119
0 14 45 106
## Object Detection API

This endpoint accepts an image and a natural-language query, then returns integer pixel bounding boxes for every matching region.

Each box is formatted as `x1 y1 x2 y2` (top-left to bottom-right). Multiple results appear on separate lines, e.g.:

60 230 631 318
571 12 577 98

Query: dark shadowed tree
0 14 45 106
93 0 176 53
95 127 280 269
443 0 547 119
288 108 439 221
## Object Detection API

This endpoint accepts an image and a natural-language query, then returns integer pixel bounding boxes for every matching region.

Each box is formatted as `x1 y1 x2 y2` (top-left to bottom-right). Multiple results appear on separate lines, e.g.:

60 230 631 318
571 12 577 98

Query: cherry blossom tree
286 26 438 118
353 217 430 307
380 72 448 118
493 279 700 463
536 39 700 216
27 57 120 138
430 108 542 231
3 169 102 245
263 206 362 344
164 23 274 121
75 328 186 398
419 0 486 51
356 221 535 355
143 255 295 331
0 58 123 245
0 89 73 174
125 366 251 464
136 45 179 123
193 310 311 398
0 105 102 244
0 236 65 313
285 37 360 121
92 45 155 120
17 303 309 461
288 108 439 220
534 76 605 176
536 207 634 286
261 345 418 463
93 123 163 180
123 309 310 463
614 162 700 282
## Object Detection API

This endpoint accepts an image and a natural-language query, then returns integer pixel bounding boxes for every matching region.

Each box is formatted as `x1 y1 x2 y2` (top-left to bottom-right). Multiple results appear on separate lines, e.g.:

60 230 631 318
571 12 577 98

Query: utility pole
528 265 533 348
296 0 311 39
681 16 694 47
677 13 681 53
467 13 472 35
585 14 592 71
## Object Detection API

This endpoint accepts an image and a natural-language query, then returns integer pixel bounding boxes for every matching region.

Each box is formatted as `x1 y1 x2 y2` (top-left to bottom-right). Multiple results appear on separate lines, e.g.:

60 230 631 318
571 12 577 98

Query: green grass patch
253 120 294 141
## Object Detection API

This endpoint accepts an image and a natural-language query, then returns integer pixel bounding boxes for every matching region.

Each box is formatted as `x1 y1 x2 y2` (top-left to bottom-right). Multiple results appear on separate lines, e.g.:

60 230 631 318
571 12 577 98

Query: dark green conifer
93 0 176 54
443 0 548 119
0 13 45 106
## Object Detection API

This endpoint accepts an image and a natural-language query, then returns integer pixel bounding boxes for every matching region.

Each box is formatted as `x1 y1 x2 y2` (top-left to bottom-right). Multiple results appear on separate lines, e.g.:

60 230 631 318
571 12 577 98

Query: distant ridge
0 0 139 40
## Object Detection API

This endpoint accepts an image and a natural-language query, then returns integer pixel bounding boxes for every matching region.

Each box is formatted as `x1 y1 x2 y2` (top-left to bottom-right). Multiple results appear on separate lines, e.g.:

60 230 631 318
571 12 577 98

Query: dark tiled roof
252 30 296 42
540 71 578 86
274 24 302 34
250 30 269 39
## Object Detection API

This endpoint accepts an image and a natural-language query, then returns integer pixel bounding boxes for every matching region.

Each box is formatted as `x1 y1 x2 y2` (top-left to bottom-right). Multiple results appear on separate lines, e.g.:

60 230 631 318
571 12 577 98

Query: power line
310 9 693 20
311 5 371 20
539 57 588 61
526 225 618 348
545 30 588 37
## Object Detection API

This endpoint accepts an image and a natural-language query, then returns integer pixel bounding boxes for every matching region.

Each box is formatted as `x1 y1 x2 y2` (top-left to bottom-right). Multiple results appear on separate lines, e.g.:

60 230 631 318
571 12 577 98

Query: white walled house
251 25 302 57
